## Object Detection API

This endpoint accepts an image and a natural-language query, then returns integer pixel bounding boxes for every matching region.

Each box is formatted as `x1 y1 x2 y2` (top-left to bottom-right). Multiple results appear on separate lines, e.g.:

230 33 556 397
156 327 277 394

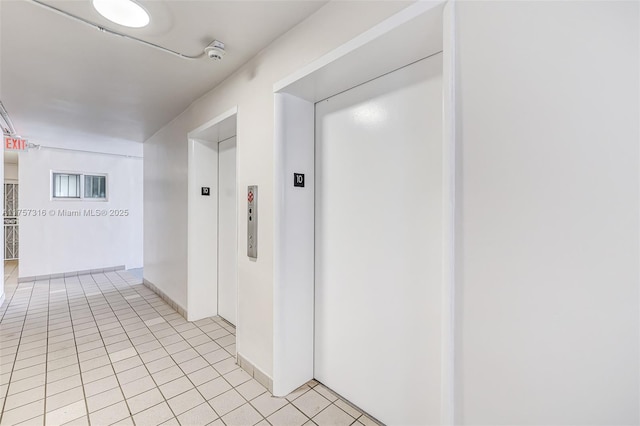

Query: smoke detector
204 40 226 61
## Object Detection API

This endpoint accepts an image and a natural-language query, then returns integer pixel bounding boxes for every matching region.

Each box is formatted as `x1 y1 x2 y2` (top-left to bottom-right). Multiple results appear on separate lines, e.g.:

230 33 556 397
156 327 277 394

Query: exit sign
4 136 27 151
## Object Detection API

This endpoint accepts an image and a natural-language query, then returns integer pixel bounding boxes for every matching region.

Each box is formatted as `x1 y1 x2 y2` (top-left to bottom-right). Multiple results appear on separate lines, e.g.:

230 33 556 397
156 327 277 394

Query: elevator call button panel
247 185 258 259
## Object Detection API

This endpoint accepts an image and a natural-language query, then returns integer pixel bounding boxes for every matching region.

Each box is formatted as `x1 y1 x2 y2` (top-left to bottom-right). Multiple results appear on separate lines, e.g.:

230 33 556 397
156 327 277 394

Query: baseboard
18 265 126 283
143 279 188 320
238 353 273 394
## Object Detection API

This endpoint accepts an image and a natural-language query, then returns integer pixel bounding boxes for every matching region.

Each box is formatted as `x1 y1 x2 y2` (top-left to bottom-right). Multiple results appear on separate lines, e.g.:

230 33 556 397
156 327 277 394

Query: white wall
4 163 18 181
187 138 218 317
144 1 412 379
455 1 639 424
19 143 143 278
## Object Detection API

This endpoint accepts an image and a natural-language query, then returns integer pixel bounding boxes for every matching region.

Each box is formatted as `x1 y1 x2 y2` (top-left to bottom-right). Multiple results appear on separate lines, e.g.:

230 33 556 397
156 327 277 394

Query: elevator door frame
272 3 456 424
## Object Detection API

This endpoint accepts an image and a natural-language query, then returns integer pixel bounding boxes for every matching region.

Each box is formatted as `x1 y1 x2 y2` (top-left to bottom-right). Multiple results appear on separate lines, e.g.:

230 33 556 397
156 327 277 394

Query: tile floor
0 261 377 426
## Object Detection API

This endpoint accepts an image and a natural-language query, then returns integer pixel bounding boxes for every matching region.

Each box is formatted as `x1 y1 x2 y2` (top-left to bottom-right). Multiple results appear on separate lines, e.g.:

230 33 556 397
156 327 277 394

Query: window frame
51 171 109 202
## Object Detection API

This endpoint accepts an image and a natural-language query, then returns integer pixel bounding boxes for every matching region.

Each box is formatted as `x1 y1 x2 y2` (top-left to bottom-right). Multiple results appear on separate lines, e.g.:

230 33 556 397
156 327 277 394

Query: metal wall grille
4 183 18 260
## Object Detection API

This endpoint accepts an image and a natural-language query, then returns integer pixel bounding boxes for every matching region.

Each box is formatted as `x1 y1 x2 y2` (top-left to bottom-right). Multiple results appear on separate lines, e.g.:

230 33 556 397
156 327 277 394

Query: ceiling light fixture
92 0 149 28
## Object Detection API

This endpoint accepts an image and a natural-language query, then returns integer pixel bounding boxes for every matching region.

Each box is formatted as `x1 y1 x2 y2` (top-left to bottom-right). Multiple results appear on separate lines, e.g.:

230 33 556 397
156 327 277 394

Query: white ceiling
0 0 327 146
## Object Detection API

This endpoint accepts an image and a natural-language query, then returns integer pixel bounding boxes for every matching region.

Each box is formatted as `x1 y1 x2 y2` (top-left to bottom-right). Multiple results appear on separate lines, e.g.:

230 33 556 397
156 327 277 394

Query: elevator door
314 54 444 424
218 137 237 325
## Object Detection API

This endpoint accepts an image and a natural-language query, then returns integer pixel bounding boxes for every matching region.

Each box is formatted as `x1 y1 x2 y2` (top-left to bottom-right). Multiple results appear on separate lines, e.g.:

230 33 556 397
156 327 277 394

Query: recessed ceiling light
92 0 150 28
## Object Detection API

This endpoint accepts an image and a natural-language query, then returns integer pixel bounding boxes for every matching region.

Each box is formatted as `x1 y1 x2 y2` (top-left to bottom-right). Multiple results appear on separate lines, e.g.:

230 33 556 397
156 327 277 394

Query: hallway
0 268 370 425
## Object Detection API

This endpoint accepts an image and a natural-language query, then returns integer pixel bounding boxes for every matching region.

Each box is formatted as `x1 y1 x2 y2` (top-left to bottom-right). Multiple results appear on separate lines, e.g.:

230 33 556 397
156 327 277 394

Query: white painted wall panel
273 93 315 396
4 163 18 181
455 1 639 424
19 147 143 278
314 55 443 425
187 139 218 319
218 137 237 325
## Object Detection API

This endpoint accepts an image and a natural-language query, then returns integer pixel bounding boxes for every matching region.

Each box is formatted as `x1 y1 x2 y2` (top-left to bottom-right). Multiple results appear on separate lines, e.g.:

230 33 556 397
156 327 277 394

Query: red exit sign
4 136 27 151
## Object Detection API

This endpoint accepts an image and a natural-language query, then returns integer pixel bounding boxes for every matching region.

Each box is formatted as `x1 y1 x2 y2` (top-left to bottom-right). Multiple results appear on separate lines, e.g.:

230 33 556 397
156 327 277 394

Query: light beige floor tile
86 387 124 413
267 404 309 426
0 399 45 425
47 354 78 372
251 392 288 417
81 364 114 384
159 376 194 400
292 390 331 418
110 416 135 426
15 414 45 425
46 386 85 412
203 349 231 365
132 401 174 425
163 340 191 355
187 366 220 387
7 373 45 395
215 335 235 348
88 400 130 425
209 389 245 417
11 363 45 382
222 403 264 426
45 400 87 425
146 355 177 374
108 347 137 363
357 415 380 426
223 368 251 387
83 375 119 397
179 356 209 375
116 364 149 385
134 339 162 354
212 357 238 375
171 348 199 364
61 414 90 425
112 355 143 373
176 402 219 426
140 348 169 363
313 385 339 403
224 344 237 356
48 374 83 397
47 364 80 383
334 399 362 419
4 384 45 410
313 405 355 426
121 375 156 399
79 355 111 372
186 334 212 347
193 341 221 357
152 365 184 386
197 376 232 400
127 387 165 414
285 384 311 402
167 388 206 415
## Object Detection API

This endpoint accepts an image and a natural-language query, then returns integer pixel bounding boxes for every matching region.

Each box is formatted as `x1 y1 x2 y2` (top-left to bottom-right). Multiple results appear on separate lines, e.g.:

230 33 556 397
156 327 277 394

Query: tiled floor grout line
0 280 39 425
43 279 52 425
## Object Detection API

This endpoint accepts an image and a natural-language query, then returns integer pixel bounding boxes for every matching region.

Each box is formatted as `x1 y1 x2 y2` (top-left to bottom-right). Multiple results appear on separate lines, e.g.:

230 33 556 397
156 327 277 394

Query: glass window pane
53 173 81 198
84 175 106 199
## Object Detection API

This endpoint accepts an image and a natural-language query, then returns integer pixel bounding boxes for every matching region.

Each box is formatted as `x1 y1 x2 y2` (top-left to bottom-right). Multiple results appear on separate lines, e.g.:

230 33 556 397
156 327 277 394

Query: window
84 175 107 199
52 172 108 200
52 173 81 198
